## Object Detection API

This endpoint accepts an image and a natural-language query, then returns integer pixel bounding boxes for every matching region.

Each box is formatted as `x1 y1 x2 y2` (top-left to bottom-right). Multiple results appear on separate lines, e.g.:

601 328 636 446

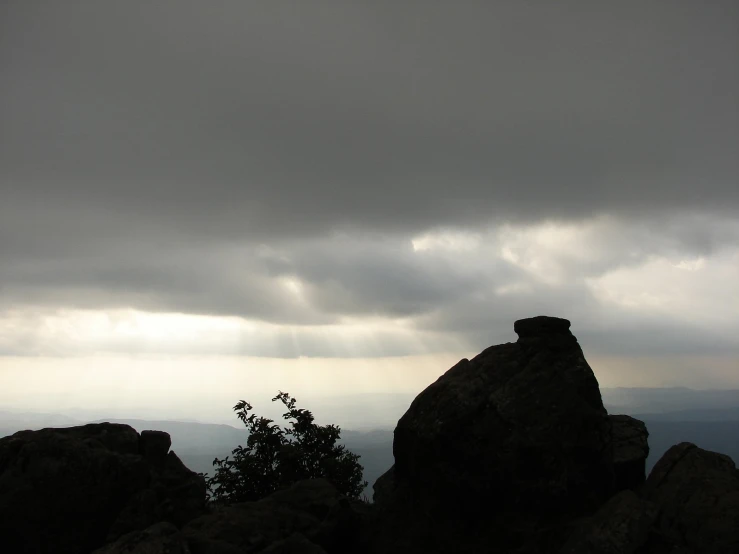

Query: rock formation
376 315 615 552
0 423 205 554
1 316 738 553
371 316 737 554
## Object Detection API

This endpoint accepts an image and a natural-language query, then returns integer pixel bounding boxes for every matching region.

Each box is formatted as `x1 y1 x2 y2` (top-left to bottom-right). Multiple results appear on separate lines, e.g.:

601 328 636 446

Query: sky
1 1 737 426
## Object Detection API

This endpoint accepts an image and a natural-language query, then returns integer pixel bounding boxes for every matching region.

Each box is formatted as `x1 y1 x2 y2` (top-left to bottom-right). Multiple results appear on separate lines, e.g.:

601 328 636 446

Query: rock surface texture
2 316 738 554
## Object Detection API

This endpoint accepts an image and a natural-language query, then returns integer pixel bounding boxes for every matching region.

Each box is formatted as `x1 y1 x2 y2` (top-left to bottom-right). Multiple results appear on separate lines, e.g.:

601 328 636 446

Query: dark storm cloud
0 228 514 322
1 1 738 360
2 1 737 242
259 234 521 318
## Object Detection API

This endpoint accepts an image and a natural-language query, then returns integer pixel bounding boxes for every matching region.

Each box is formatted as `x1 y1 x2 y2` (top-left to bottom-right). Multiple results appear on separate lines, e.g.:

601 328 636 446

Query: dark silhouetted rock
93 522 190 554
0 423 206 554
561 490 657 554
106 488 160 543
259 533 328 554
610 414 649 491
383 316 613 551
184 478 367 554
371 465 395 507
107 450 206 541
140 430 172 465
642 442 739 554
513 315 573 339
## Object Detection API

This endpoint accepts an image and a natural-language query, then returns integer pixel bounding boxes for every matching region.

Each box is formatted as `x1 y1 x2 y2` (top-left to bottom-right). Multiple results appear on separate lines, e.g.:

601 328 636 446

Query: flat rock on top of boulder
139 430 172 463
513 315 572 338
610 414 649 492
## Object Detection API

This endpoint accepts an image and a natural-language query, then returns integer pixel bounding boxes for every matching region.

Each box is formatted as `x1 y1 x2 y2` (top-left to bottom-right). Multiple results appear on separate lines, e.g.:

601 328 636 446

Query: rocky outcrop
382 316 614 551
0 422 205 554
3 316 739 554
642 442 739 553
371 316 739 554
610 414 649 491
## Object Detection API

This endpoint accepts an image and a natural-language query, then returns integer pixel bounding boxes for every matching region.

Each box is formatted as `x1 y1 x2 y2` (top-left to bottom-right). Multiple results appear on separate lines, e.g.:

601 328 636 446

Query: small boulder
139 430 172 464
610 414 649 491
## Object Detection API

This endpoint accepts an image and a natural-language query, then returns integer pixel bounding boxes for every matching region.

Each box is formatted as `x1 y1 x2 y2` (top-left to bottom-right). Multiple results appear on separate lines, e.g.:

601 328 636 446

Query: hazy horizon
1 2 737 418
5 384 739 432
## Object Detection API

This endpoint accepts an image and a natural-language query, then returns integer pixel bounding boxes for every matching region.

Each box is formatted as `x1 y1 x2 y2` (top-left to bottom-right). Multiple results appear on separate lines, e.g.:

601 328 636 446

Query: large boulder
0 423 206 554
374 316 614 553
642 442 739 553
392 316 614 519
610 414 649 491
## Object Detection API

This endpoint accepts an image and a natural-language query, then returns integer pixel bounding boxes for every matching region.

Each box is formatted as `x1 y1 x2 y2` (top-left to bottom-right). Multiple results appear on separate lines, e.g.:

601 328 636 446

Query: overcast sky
1 1 737 422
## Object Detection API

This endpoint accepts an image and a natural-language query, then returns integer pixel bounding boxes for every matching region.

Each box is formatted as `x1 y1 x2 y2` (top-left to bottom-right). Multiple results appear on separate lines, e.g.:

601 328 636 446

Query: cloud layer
1 2 737 362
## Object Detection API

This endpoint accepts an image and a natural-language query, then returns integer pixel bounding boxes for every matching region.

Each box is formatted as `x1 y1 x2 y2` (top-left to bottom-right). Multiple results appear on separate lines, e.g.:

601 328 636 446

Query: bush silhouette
206 391 367 503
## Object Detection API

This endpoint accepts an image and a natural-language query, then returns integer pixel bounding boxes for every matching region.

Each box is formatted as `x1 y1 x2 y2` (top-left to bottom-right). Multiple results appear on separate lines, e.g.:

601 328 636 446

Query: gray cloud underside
1 2 737 358
2 214 737 357
2 1 737 241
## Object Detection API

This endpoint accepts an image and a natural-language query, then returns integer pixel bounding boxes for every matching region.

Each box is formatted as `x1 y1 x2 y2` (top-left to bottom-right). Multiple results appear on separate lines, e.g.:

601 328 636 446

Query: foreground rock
379 316 614 552
610 414 649 492
0 423 205 554
561 490 657 554
183 478 371 554
93 522 192 554
642 442 739 553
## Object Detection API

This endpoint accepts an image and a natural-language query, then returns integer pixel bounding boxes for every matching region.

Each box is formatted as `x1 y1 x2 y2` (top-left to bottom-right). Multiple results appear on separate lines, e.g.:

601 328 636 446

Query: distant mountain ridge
4 385 739 499
602 386 739 414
